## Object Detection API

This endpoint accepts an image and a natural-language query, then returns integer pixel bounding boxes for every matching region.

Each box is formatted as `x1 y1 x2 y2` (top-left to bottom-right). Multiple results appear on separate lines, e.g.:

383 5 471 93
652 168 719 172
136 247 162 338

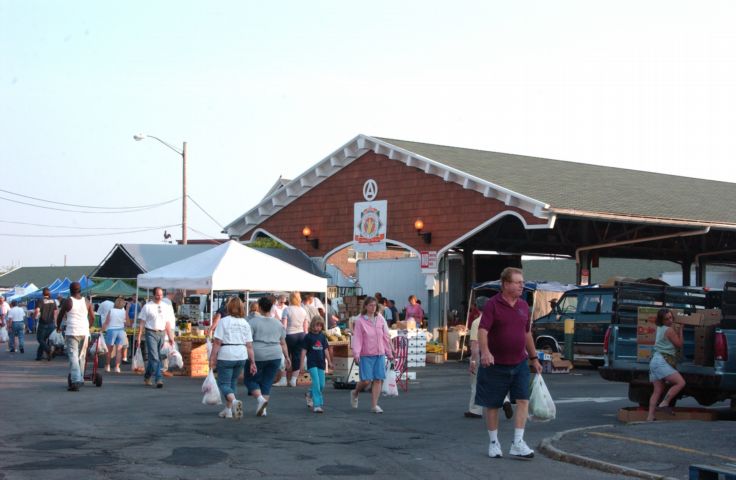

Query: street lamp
133 133 188 244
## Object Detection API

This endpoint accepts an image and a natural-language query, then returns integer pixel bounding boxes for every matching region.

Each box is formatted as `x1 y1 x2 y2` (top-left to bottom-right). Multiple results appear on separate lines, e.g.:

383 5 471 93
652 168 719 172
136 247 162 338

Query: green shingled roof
377 138 736 226
0 266 95 289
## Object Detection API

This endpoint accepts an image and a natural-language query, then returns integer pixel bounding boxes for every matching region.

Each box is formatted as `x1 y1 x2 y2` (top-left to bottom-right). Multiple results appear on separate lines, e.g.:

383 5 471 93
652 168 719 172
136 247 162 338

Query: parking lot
1 338 733 480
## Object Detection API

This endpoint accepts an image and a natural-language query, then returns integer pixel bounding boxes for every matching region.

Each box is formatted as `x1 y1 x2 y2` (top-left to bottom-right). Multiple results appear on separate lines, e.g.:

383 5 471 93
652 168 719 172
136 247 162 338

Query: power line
187 226 227 243
0 224 180 238
0 219 174 230
0 195 179 214
188 195 225 229
0 188 179 210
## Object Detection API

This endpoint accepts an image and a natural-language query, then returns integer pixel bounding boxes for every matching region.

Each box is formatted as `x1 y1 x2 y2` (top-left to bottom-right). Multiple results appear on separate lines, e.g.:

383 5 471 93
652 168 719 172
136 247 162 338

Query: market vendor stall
135 240 329 377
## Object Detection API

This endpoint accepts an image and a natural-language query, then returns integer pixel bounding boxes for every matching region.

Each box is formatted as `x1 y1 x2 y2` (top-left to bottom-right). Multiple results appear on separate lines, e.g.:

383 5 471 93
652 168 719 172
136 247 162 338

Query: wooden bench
689 464 736 480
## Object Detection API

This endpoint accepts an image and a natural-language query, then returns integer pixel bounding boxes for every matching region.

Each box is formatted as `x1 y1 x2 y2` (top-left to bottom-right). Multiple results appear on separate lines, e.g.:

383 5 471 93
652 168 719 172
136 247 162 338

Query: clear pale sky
1 1 735 269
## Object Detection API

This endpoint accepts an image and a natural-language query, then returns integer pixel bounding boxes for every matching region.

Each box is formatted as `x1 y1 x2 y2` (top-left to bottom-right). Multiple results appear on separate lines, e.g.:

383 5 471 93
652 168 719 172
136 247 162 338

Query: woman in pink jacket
350 296 394 413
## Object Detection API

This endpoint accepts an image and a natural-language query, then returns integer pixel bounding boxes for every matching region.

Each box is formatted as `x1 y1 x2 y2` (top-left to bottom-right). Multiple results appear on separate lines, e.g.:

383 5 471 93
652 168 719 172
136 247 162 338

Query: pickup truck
533 286 615 367
598 281 736 408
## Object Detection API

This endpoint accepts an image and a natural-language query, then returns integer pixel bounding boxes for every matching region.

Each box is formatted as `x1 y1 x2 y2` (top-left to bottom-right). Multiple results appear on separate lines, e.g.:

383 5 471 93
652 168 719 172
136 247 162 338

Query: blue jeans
308 367 326 407
216 359 246 398
244 358 281 396
36 323 55 359
66 335 88 384
144 330 165 382
9 322 25 351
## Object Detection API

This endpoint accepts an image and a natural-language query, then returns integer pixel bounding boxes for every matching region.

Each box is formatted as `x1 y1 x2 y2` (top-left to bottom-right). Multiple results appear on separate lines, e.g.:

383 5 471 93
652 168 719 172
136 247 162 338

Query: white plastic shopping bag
0 327 8 343
132 347 145 372
382 363 399 397
90 336 108 356
160 342 172 359
528 374 556 421
201 371 222 405
206 337 212 360
168 342 183 370
49 330 65 347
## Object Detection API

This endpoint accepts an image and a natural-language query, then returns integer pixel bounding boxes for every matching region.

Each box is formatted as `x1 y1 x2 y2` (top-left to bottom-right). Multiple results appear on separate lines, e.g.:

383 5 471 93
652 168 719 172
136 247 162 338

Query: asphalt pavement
0 336 733 480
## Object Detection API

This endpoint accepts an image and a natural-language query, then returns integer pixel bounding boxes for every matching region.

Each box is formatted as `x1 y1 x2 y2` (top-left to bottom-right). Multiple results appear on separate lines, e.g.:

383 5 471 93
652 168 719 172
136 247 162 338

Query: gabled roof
379 138 736 228
0 266 95 289
224 135 736 239
91 244 216 279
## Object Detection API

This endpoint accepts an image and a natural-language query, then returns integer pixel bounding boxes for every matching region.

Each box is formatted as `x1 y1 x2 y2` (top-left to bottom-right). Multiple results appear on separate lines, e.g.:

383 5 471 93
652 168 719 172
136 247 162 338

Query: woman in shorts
647 308 685 421
350 296 394 414
101 297 128 373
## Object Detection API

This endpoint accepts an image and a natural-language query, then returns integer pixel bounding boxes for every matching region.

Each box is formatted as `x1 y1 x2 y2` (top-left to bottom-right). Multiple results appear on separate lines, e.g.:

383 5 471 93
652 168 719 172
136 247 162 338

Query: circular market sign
363 179 378 201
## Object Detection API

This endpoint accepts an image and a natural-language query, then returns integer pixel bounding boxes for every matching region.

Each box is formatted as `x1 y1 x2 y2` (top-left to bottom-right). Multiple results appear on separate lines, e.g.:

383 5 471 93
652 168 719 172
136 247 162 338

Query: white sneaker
350 390 359 409
218 408 232 419
488 441 503 458
261 408 267 417
114 366 121 373
509 440 534 459
305 392 313 408
104 365 111 373
232 400 243 420
288 376 298 387
256 396 269 416
274 376 287 387
371 405 384 414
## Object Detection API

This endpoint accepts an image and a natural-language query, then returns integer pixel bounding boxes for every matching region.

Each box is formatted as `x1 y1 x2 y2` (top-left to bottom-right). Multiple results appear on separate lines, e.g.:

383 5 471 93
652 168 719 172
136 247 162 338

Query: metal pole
182 141 188 245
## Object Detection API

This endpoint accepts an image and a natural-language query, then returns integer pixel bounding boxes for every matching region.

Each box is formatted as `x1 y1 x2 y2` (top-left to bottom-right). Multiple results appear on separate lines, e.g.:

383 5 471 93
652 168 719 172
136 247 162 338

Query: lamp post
133 133 188 244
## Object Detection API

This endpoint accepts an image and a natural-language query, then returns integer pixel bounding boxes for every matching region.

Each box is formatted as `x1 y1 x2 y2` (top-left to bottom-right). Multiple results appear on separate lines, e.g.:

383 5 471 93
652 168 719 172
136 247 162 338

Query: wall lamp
302 226 319 249
414 219 432 244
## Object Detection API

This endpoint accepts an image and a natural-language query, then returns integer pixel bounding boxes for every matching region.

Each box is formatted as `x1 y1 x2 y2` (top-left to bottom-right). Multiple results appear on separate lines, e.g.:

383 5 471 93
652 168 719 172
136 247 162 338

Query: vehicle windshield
557 294 578 314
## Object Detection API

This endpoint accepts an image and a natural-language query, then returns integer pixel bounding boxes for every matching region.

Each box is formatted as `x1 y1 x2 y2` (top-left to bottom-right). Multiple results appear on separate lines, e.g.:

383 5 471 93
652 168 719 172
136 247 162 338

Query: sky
1 0 735 270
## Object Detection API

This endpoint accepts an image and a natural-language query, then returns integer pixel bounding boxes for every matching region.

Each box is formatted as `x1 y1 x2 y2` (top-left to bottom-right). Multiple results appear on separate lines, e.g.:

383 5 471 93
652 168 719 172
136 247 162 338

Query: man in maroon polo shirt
477 267 542 460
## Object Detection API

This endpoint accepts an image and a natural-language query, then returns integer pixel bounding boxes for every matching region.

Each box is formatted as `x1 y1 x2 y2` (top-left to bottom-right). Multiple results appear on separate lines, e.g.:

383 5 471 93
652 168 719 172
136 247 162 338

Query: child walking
300 315 332 413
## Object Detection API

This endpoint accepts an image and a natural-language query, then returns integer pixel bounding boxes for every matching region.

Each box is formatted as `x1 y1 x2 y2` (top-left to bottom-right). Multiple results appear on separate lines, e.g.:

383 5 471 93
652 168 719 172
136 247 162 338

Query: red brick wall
242 151 545 257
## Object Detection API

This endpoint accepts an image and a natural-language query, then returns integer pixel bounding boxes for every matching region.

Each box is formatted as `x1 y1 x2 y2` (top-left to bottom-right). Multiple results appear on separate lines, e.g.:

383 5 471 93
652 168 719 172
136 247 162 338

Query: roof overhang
550 208 736 231
224 134 553 238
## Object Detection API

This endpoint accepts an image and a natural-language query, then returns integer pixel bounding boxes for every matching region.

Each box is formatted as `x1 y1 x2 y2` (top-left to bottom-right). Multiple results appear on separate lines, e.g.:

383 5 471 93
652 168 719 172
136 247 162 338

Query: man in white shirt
7 300 27 354
136 287 176 388
57 282 95 391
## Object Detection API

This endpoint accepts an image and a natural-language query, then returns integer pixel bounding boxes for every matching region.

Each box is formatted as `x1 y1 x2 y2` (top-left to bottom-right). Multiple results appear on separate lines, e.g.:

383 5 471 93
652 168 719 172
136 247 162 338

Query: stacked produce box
175 337 209 377
331 340 359 383
393 329 427 367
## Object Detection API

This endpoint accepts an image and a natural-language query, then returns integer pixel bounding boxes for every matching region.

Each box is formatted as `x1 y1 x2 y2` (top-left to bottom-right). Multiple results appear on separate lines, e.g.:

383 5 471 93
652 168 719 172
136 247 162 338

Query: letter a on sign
363 179 378 201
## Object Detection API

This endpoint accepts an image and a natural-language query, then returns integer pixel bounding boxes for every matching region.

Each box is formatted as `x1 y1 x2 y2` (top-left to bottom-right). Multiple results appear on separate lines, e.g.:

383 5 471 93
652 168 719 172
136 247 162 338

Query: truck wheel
536 339 558 353
628 383 653 407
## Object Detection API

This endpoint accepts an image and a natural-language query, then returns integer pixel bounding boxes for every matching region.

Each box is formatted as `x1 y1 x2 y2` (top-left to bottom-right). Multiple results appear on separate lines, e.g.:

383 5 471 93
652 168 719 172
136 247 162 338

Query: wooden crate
174 340 209 377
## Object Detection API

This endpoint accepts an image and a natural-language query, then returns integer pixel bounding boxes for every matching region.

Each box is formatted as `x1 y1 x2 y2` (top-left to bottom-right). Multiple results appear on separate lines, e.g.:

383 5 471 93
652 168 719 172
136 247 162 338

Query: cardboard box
332 344 353 358
426 352 446 364
675 309 722 327
617 406 717 423
694 325 716 366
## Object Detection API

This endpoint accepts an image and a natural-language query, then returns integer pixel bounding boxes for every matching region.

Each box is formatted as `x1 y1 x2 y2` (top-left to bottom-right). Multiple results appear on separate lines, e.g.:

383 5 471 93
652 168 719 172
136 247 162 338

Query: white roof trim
223 134 552 238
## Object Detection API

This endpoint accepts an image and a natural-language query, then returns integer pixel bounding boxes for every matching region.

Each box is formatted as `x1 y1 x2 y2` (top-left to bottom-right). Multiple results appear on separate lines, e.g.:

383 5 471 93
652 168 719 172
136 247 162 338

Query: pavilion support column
576 251 592 286
681 260 692 287
695 259 707 287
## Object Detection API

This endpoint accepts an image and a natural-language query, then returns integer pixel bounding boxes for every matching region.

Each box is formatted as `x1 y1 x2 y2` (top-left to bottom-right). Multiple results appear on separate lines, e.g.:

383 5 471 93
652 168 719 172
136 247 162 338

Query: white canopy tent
137 240 328 292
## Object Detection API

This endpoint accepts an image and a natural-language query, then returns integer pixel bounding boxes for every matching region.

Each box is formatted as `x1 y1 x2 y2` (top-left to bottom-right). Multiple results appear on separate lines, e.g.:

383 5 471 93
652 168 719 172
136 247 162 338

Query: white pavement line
555 397 627 404
538 425 679 480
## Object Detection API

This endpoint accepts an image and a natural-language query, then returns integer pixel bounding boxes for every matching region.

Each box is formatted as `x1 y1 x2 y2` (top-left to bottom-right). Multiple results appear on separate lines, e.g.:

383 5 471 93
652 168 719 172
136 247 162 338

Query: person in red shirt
477 267 542 460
